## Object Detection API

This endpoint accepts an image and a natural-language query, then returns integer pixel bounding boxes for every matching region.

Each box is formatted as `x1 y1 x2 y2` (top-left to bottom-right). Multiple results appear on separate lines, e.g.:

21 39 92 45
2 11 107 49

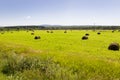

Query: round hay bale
112 30 115 33
64 30 67 33
82 36 88 40
50 31 53 33
47 30 49 33
108 42 119 51
34 36 40 39
31 33 34 35
97 32 101 35
85 33 89 36
1 32 4 34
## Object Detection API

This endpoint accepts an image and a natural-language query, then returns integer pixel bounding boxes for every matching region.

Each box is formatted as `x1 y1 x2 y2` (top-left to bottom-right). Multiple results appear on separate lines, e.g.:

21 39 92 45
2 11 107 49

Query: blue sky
0 0 120 26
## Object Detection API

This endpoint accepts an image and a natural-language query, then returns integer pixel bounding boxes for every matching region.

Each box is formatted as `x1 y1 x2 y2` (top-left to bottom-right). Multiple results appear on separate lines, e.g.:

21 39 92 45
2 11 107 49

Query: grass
0 30 120 80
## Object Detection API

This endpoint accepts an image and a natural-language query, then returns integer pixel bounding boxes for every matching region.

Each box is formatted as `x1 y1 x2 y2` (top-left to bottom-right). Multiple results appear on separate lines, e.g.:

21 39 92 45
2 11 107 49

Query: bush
1 53 78 80
1 53 43 75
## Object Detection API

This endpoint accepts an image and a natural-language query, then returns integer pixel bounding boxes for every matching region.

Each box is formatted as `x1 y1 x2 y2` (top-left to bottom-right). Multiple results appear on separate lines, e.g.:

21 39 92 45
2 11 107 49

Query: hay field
0 30 120 80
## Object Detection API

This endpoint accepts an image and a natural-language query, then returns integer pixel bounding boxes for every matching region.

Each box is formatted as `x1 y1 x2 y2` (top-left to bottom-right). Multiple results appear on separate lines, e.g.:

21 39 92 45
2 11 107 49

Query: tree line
0 25 120 31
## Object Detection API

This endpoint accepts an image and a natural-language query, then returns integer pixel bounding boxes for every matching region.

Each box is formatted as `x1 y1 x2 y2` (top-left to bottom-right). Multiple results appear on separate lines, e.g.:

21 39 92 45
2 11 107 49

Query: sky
0 0 120 26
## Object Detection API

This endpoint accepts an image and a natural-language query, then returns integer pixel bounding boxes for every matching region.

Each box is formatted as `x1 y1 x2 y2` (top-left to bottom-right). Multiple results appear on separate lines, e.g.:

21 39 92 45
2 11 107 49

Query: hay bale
97 32 101 35
85 33 89 36
1 32 4 34
31 33 34 35
108 42 119 51
34 36 40 39
64 30 67 33
50 31 53 33
47 30 49 33
82 36 88 40
112 30 115 33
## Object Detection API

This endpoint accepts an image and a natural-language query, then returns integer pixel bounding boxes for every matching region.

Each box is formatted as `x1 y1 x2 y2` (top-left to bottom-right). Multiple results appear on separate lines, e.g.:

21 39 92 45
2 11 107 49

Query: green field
0 30 120 80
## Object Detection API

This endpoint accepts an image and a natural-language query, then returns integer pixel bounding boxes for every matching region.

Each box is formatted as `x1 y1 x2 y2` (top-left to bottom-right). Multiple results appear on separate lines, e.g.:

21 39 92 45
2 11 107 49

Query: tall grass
0 30 120 80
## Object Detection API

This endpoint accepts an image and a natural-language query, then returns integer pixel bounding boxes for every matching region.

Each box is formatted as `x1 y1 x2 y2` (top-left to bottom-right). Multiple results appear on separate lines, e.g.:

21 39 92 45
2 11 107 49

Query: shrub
1 53 78 80
1 53 43 75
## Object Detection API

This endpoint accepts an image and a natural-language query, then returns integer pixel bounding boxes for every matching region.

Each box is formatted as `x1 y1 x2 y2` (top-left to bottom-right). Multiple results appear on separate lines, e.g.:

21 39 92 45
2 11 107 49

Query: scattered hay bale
108 42 119 51
85 33 89 36
64 30 67 33
34 36 40 39
1 32 4 34
82 36 88 40
112 30 115 33
97 32 101 35
26 30 29 32
46 30 49 33
31 33 34 35
50 31 53 33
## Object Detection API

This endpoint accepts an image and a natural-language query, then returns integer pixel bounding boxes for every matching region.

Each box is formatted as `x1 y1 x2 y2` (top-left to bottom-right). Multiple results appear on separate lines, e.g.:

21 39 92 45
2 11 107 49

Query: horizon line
0 24 120 27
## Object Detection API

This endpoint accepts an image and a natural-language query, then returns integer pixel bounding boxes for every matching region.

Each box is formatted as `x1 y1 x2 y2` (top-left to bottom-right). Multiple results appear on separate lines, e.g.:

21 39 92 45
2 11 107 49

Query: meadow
0 30 120 80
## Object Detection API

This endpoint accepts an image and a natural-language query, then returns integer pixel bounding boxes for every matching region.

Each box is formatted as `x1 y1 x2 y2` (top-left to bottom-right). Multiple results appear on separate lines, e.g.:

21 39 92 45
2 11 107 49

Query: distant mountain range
40 24 62 27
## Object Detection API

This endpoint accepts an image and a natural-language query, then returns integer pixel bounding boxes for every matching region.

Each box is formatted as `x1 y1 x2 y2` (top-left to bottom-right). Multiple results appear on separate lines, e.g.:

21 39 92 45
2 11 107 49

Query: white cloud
25 16 32 19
